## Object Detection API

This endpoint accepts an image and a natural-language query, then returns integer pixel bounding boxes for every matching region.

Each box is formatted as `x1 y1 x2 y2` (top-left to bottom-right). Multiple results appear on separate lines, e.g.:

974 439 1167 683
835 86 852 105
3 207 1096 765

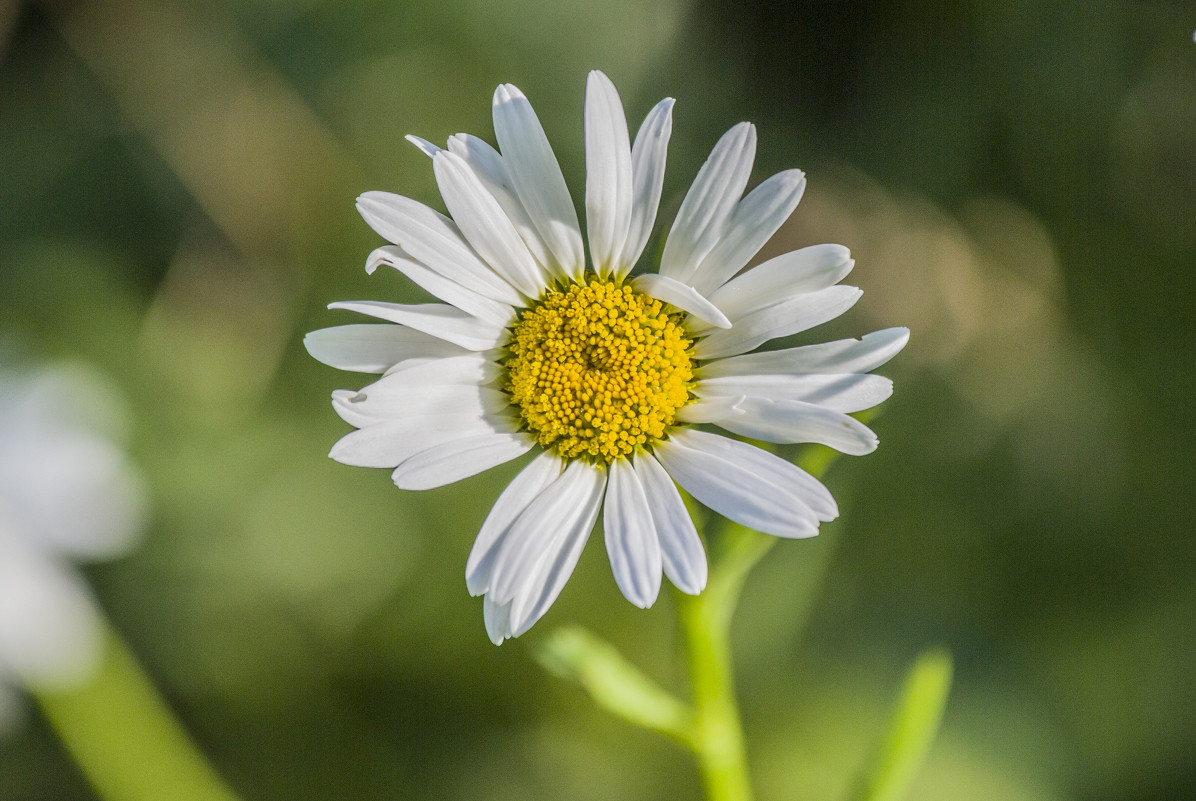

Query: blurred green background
2 0 1193 799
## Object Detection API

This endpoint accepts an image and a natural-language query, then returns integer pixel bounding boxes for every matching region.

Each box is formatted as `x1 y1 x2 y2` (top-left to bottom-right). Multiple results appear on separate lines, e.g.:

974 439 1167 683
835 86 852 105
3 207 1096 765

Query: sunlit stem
677 525 775 801
676 443 840 801
36 622 243 801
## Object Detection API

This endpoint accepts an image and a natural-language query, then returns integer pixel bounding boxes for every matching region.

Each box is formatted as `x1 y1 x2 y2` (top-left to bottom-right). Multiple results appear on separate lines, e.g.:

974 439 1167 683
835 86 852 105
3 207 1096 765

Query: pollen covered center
505 278 694 462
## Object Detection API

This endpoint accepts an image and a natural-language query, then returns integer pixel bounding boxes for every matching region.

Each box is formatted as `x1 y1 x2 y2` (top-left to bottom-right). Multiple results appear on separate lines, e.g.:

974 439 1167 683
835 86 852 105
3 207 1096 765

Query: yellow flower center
505 278 694 462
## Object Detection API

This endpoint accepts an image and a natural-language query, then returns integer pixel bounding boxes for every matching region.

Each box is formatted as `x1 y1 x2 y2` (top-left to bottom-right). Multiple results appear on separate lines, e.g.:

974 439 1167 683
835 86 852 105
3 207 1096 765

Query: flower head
0 362 147 711
306 71 907 643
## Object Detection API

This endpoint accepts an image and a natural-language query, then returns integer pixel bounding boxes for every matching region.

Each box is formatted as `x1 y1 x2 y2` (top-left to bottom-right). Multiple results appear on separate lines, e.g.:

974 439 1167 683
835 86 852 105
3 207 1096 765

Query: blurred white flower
308 71 904 643
0 361 147 706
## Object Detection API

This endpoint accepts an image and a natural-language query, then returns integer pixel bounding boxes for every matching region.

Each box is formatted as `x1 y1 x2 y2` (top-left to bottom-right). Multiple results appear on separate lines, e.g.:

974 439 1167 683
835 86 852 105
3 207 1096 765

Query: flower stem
676 525 776 801
674 443 849 801
538 445 848 800
35 622 243 801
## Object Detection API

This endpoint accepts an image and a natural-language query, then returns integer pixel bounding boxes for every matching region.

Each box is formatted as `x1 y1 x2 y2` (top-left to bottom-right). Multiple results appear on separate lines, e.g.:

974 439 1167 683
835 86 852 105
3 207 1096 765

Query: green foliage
536 626 694 742
851 649 954 801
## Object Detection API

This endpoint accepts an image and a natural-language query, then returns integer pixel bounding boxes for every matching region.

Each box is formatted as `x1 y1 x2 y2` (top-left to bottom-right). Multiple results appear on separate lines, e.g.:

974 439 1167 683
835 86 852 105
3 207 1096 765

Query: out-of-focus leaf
850 648 954 801
536 626 694 743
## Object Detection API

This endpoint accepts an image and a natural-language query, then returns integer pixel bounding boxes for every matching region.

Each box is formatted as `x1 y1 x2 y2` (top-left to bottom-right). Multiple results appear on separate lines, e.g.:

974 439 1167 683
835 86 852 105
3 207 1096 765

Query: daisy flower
306 71 907 644
0 362 147 710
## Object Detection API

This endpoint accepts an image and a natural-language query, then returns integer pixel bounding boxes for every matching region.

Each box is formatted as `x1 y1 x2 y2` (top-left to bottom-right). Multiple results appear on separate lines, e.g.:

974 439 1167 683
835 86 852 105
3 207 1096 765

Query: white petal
447 133 558 278
698 328 910 379
506 463 606 636
447 134 508 185
633 453 706 594
328 301 509 352
433 151 550 299
674 394 746 424
483 596 512 645
508 519 591 638
701 244 854 327
466 451 565 596
331 383 509 428
328 391 376 428
304 324 469 374
384 350 502 376
690 169 806 295
392 430 535 490
702 397 879 454
654 429 836 536
493 83 584 281
329 414 502 467
603 459 662 609
630 274 731 329
658 122 757 284
335 350 500 403
378 352 501 385
356 191 525 306
341 354 505 421
692 285 862 360
488 461 604 606
0 430 144 560
584 71 634 278
0 536 102 688
405 134 442 157
617 98 674 276
695 373 894 413
366 246 514 326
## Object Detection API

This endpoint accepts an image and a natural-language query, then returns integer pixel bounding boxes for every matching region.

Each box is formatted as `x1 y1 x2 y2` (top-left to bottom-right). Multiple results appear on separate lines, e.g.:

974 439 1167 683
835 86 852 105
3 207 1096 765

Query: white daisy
306 71 907 644
0 362 147 707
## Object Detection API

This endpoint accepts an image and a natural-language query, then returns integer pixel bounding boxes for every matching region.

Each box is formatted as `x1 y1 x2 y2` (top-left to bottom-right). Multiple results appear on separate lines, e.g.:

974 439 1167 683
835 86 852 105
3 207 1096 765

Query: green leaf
851 648 954 801
535 626 695 743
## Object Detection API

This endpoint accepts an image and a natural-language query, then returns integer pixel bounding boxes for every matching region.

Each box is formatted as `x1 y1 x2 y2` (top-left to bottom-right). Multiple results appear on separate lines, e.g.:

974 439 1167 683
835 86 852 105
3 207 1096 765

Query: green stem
36 623 243 801
677 590 751 801
675 443 842 801
676 525 775 801
536 444 851 801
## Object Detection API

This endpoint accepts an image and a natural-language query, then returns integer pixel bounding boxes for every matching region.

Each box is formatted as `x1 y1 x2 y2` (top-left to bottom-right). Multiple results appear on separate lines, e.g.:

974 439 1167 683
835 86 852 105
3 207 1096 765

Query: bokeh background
2 0 1194 799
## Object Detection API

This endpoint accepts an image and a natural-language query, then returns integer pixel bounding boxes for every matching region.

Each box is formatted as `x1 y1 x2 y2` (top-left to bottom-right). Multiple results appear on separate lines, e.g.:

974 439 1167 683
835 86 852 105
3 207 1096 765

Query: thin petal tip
493 83 525 105
405 135 441 157
705 309 733 329
727 120 757 140
355 192 392 218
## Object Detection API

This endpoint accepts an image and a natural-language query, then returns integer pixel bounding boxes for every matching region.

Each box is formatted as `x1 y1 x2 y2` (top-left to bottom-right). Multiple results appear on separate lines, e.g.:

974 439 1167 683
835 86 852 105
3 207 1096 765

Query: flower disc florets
505 277 694 462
